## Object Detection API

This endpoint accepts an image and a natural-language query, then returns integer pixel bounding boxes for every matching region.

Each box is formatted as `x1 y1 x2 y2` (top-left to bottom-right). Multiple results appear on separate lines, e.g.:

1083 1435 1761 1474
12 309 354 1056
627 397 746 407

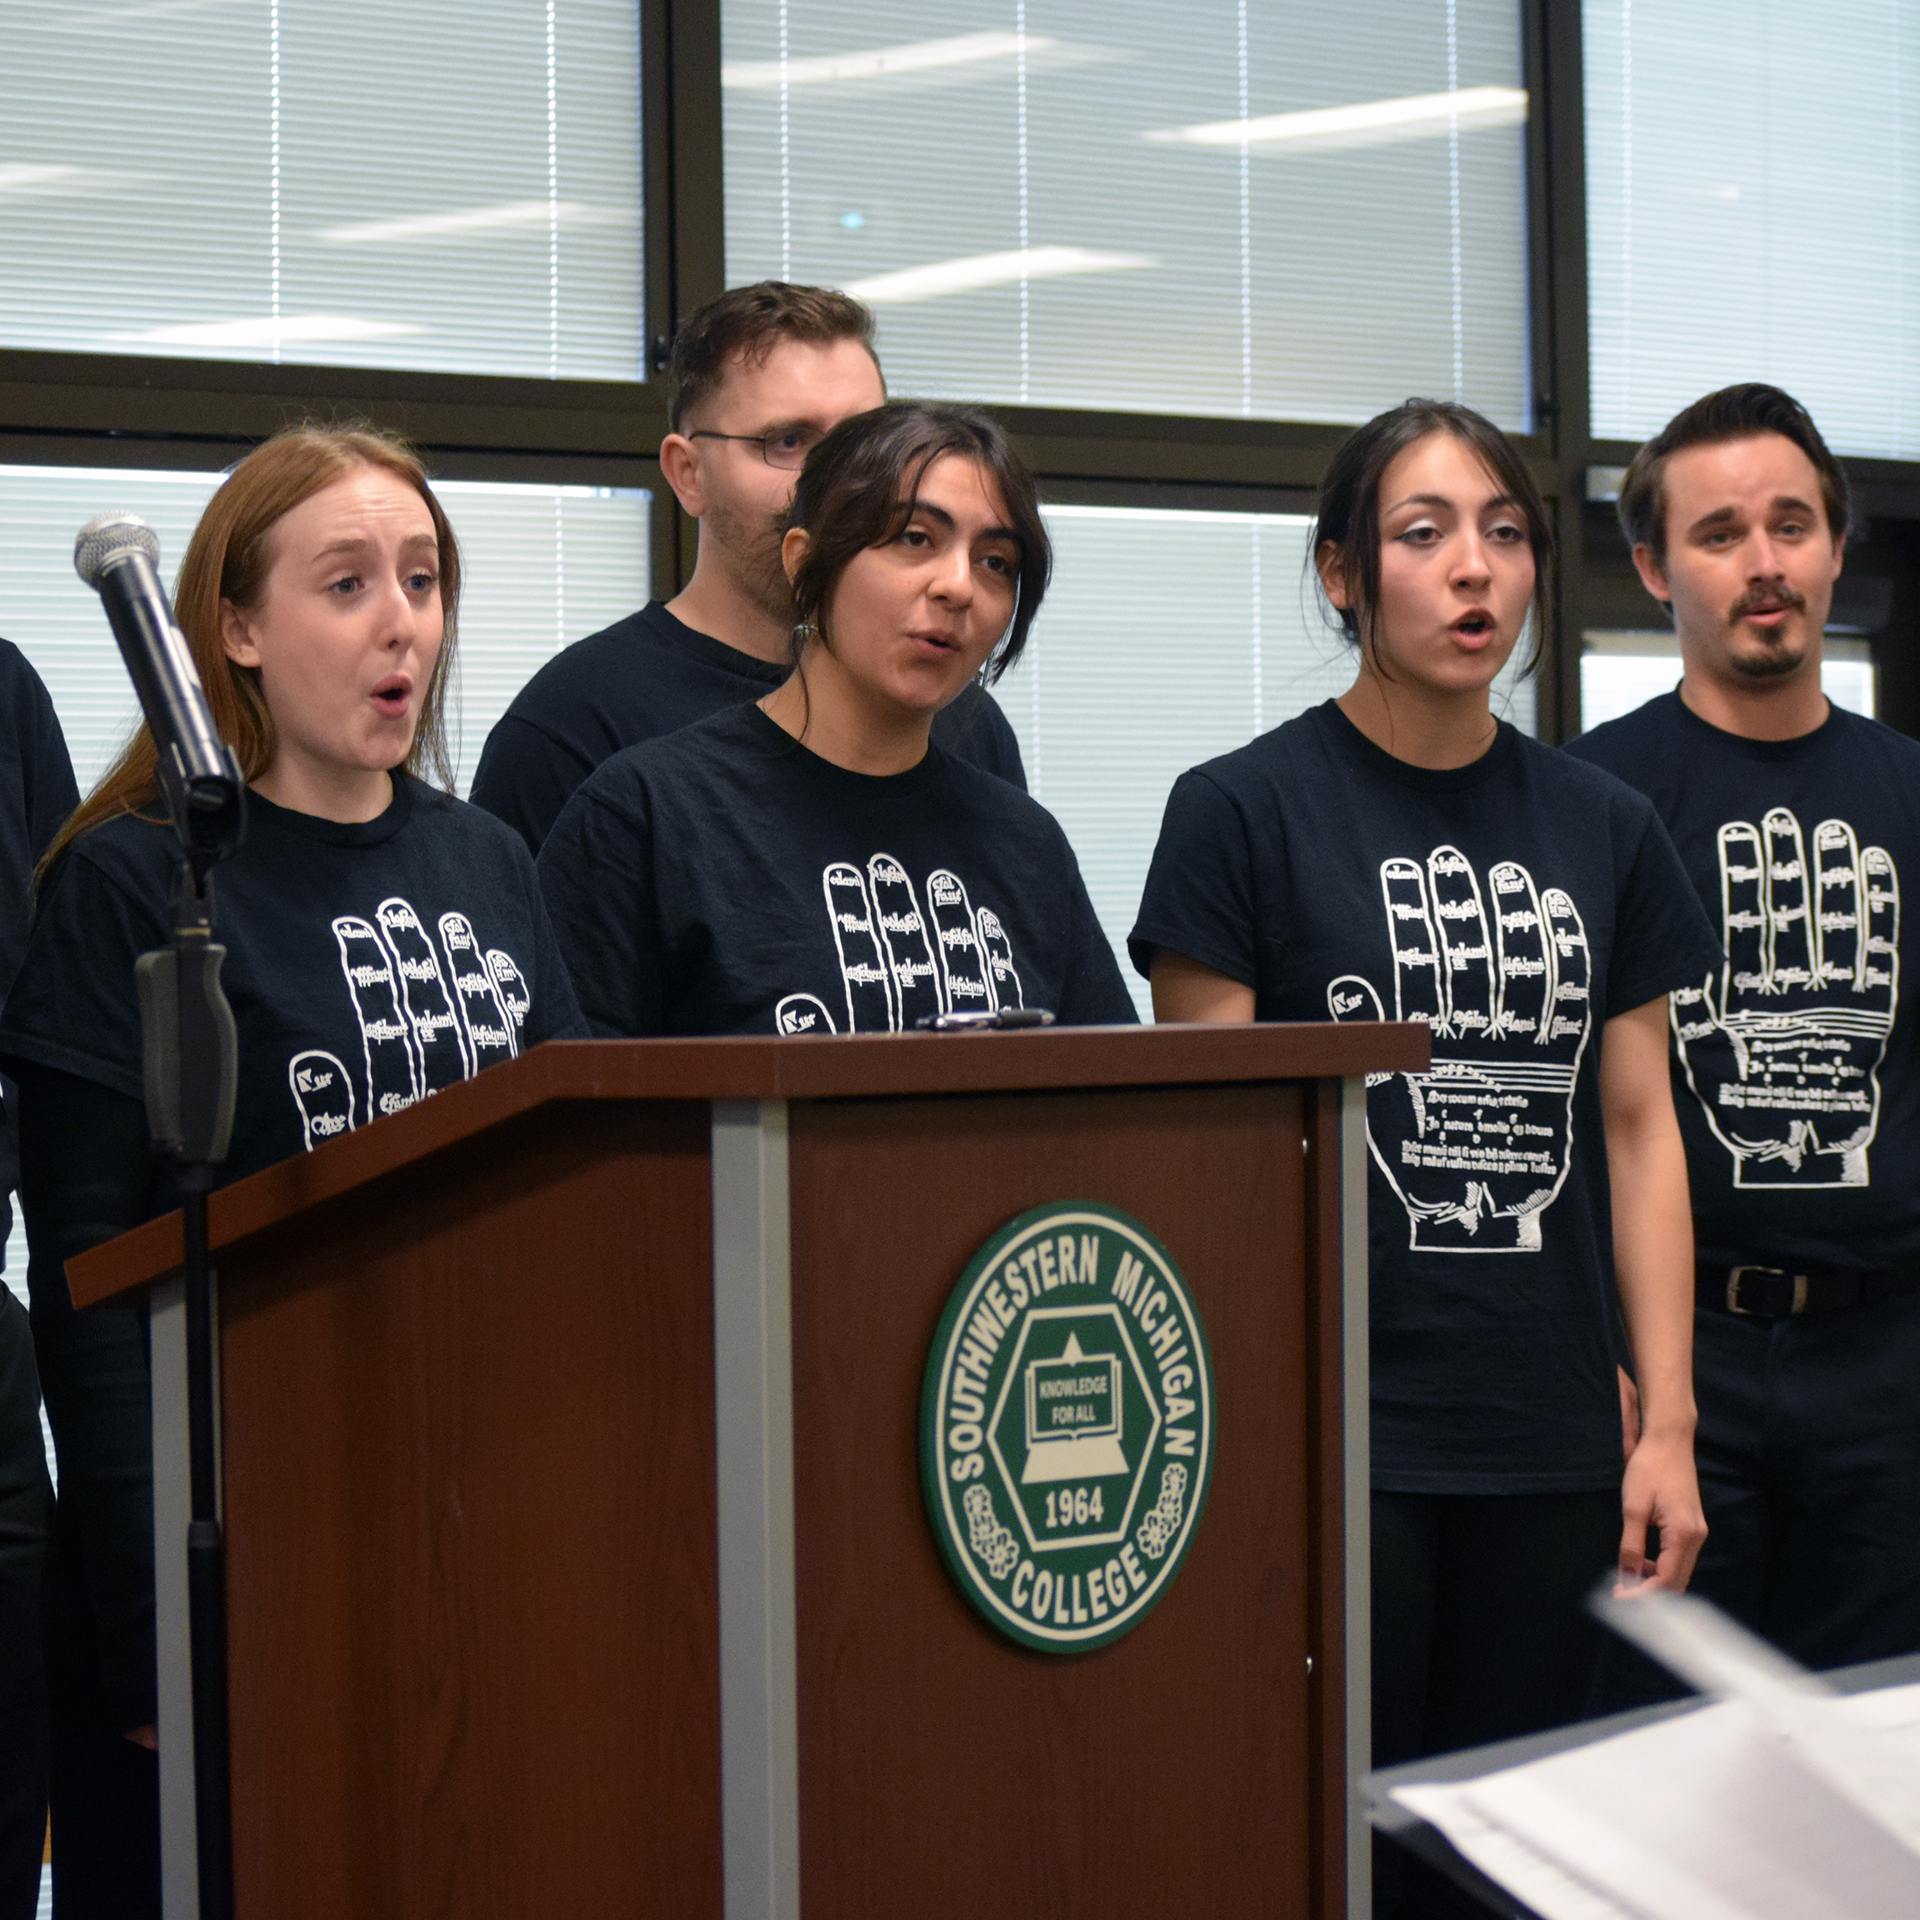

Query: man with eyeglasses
471 281 1026 854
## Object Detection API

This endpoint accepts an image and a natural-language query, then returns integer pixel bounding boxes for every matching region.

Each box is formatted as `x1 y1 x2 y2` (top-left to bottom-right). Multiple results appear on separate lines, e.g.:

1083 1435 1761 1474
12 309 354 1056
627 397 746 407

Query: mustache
1729 581 1807 622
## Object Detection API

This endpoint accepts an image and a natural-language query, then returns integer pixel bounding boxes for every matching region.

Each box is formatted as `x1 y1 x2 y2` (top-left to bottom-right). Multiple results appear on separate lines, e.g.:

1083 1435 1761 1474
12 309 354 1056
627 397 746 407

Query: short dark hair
667 281 881 430
1312 398 1554 676
1618 382 1850 568
786 402 1050 685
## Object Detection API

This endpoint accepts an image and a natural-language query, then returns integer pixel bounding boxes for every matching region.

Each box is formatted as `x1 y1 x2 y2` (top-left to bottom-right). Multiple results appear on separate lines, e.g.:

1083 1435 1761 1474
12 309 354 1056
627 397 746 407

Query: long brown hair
1312 398 1553 678
45 424 462 873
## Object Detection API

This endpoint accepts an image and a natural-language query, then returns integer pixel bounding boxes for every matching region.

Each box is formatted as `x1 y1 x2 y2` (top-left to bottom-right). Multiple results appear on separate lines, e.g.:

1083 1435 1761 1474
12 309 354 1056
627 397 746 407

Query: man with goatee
1570 383 1920 1686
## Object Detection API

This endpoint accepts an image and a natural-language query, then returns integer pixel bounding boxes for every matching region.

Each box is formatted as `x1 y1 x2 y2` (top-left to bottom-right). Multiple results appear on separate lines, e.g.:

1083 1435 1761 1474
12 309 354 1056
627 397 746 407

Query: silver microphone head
74 511 162 590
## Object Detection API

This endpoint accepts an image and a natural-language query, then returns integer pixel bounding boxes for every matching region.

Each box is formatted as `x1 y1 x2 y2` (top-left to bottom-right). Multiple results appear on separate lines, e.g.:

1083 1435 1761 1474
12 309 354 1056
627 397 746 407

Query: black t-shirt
1568 691 1920 1276
0 638 80 1207
470 599 1028 854
537 702 1135 1038
1130 701 1721 1494
0 775 585 1184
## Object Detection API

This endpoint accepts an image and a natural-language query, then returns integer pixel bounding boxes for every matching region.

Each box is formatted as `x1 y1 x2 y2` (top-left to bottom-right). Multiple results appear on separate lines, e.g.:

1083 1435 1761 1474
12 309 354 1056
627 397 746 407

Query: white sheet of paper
1393 1691 1920 1920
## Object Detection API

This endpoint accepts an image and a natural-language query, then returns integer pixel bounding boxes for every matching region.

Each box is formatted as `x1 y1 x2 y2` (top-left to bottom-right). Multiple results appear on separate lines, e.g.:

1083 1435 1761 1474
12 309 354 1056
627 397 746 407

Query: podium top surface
67 1022 1426 1308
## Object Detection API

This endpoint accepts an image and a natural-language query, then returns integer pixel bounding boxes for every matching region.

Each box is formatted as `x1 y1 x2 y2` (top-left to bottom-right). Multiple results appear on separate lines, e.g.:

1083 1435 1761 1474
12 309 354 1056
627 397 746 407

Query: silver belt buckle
1726 1266 1811 1315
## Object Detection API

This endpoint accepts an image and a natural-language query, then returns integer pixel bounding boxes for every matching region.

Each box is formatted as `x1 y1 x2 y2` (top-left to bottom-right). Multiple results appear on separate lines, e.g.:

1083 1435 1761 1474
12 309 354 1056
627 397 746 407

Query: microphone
74 511 245 868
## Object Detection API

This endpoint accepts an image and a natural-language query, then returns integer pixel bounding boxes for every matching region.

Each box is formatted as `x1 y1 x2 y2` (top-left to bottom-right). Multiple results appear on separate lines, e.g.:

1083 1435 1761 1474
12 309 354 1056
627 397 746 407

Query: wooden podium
70 1024 1426 1920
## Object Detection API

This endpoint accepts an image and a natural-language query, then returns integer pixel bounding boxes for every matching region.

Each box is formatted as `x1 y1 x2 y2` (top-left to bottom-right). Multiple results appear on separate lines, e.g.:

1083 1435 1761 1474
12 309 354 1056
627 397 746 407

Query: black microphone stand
134 756 244 1920
77 513 247 1919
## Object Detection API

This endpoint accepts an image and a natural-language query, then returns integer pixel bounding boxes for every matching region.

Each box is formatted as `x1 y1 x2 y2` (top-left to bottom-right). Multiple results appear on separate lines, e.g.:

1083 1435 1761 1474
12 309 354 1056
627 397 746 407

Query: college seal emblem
920 1201 1215 1652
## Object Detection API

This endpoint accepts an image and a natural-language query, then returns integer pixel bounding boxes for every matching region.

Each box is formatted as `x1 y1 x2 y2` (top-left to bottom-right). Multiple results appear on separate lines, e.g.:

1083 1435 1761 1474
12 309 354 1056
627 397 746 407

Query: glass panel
1585 0 1920 456
0 465 649 795
1578 632 1875 731
1007 506 1537 1017
433 482 651 791
722 0 1531 426
0 1 642 379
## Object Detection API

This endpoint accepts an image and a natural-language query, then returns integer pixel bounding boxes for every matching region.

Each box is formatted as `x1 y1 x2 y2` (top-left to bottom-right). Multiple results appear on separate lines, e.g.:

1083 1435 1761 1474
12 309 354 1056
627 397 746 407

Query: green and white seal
920 1201 1215 1652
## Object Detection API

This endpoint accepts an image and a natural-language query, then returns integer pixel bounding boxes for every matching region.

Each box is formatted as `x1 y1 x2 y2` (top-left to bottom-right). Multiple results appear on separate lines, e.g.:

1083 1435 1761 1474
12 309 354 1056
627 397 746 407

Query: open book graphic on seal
1020 1332 1130 1483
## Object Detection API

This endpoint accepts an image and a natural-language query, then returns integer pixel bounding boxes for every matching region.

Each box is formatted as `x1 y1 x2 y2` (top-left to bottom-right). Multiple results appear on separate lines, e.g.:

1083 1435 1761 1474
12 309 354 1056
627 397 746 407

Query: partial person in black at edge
469 281 1026 855
537 401 1135 1038
1127 401 1719 1917
0 425 584 1918
0 642 79 1920
1570 385 1920 1698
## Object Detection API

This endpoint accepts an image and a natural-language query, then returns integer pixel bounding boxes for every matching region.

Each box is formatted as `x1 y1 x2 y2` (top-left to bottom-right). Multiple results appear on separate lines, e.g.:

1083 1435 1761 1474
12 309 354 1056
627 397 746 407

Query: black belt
1699 1263 1920 1319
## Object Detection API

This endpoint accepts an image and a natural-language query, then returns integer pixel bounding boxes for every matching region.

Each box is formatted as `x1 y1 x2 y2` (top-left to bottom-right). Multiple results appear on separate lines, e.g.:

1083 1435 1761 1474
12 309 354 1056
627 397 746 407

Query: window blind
721 0 1531 426
1011 506 1537 1017
0 465 650 797
0 1 643 380
1585 0 1920 456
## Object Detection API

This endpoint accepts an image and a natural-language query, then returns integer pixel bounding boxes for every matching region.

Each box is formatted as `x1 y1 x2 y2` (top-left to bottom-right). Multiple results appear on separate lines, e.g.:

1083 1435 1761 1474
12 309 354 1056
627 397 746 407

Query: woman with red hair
2 426 581 1916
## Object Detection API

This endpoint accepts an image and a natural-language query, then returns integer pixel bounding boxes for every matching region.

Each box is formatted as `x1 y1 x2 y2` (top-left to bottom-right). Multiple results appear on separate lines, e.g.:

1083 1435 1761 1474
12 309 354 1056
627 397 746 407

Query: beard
704 492 796 630
1724 581 1811 680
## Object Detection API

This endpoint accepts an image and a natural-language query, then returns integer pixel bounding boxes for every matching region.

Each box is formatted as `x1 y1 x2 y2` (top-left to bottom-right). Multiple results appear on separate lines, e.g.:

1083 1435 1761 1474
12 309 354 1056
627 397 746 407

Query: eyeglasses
685 426 824 472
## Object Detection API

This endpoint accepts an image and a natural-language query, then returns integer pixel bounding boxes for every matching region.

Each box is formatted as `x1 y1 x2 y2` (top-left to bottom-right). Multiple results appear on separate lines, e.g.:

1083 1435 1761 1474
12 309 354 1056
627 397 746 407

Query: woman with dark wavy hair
2 425 582 1917
538 400 1134 1037
1132 399 1719 1914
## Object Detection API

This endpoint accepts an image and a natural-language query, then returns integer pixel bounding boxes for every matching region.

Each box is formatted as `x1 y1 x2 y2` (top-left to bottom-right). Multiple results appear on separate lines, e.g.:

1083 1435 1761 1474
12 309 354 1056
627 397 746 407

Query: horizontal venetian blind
0 466 650 797
721 0 1531 426
0 0 643 379
1007 506 1537 1017
1585 0 1920 455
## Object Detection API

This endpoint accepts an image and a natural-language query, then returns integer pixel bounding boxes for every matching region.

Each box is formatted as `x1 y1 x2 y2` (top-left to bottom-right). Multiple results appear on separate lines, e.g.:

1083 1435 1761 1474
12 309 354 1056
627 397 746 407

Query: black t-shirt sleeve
931 685 1028 791
1127 769 1265 988
469 713 599 859
21 658 80 858
515 853 590 1045
1059 873 1140 1025
0 845 162 1102
18 1063 166 1733
0 645 80 1215
536 772 665 1037
1604 802 1724 1017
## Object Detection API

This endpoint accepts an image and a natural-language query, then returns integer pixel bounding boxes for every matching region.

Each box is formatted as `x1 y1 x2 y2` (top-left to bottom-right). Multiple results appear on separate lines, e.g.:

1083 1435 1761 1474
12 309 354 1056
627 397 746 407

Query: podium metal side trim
711 1100 800 1920
152 1272 201 1919
1342 1076 1371 1920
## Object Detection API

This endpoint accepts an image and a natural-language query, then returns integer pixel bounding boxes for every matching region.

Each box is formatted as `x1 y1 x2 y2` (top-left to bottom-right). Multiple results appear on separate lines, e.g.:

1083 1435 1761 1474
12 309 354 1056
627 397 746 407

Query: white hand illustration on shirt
774 855 1025 1034
1328 847 1592 1252
1671 808 1898 1188
287 896 528 1149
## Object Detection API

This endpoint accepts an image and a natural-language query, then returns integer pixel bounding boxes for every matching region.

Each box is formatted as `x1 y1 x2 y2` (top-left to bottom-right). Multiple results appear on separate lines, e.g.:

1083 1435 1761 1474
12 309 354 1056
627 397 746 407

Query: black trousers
1371 1487 1619 1919
42 1498 159 1920
0 1290 49 1920
32 1285 160 1920
1602 1289 1920 1712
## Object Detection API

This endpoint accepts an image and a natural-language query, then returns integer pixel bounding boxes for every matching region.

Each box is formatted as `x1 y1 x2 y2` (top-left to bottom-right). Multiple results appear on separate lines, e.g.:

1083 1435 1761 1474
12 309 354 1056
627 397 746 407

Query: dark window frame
2 0 1913 739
